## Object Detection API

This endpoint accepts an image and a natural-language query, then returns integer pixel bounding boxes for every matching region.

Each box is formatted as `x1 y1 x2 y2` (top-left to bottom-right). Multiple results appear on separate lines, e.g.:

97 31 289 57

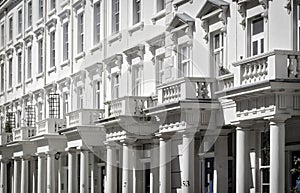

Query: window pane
252 18 264 35
260 39 264 54
214 34 220 49
252 41 258 56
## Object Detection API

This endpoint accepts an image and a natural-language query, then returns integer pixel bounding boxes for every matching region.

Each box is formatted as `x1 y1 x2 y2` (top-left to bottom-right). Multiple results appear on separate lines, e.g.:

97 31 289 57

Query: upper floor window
50 0 56 10
77 13 84 53
0 63 4 92
6 112 15 131
157 0 165 12
212 32 226 76
18 9 22 34
112 0 120 34
8 58 12 88
17 53 22 84
63 92 69 116
133 0 141 25
112 73 120 99
27 46 32 79
16 110 21 128
250 17 264 56
63 23 69 61
0 24 4 47
8 17 13 41
132 65 142 96
94 80 101 109
50 31 56 67
39 0 43 19
156 56 164 85
77 87 84 109
27 1 32 28
25 105 35 127
178 45 191 77
94 1 101 45
37 102 43 121
38 39 43 73
49 93 60 118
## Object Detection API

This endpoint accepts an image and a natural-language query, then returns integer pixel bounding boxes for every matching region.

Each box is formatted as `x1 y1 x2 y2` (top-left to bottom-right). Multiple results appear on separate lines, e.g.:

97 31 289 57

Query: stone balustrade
36 118 65 135
66 109 104 128
0 133 13 145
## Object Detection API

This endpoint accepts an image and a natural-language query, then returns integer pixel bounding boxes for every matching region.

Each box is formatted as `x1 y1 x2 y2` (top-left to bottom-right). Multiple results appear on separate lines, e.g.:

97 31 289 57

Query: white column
106 144 117 193
150 142 159 193
21 156 29 193
182 133 194 193
236 127 249 193
159 137 171 193
32 158 37 193
13 158 21 193
37 154 46 193
68 148 77 193
122 143 132 193
0 158 8 193
214 135 228 193
80 149 89 193
47 152 55 193
270 119 286 193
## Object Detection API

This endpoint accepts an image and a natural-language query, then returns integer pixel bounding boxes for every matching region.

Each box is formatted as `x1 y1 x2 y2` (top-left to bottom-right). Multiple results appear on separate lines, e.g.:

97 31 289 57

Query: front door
205 158 214 193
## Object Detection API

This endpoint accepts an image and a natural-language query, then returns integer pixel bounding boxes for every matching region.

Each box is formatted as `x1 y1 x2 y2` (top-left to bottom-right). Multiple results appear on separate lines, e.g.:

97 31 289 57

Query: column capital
78 146 89 152
120 139 135 145
21 155 32 160
265 114 291 124
0 158 10 163
13 157 21 161
104 141 117 148
232 121 254 129
67 147 77 154
36 153 47 159
155 133 172 141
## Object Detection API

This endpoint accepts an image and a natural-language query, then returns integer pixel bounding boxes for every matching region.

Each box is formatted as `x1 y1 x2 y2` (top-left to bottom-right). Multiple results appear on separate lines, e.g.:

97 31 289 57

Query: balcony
36 118 65 135
12 126 36 141
66 109 104 128
0 133 13 145
106 96 153 118
234 50 300 87
157 77 215 104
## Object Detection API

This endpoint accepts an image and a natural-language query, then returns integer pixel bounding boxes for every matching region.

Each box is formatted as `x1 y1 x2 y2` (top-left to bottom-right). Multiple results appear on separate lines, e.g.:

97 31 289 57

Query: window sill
108 32 122 46
7 40 13 47
16 33 22 40
60 0 70 8
16 83 22 89
173 0 193 10
90 43 102 54
128 21 144 36
25 78 33 84
75 52 85 61
151 10 166 24
0 92 4 97
48 66 56 74
60 59 70 68
36 72 44 80
25 26 32 34
36 18 44 26
0 46 4 52
48 9 57 18
7 88 13 93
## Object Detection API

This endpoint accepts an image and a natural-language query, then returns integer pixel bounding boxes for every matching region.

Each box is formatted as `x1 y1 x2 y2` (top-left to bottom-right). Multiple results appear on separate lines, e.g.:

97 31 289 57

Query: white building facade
0 0 299 193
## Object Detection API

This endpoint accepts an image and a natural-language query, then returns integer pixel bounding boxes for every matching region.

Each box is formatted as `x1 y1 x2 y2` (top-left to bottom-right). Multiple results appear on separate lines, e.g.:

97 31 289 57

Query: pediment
197 0 229 19
167 12 195 32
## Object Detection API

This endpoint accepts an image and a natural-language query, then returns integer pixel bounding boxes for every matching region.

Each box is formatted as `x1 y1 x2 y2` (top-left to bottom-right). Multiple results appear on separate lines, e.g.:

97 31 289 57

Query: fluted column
47 152 55 193
106 143 117 193
236 126 249 193
37 153 47 193
21 156 29 193
182 133 194 193
68 148 77 193
0 158 9 193
80 148 89 193
13 157 21 193
159 136 171 193
270 117 288 193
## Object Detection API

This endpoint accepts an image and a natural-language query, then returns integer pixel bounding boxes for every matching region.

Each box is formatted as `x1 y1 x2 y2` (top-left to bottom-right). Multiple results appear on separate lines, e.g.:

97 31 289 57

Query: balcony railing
37 118 65 135
234 50 300 86
216 73 234 92
66 109 104 128
0 133 13 145
106 96 153 117
13 126 36 141
157 77 215 104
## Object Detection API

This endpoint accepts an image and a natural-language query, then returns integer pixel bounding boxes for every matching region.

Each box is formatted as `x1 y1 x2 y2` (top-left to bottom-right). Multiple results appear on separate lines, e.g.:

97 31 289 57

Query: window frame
133 0 141 25
63 23 69 61
77 87 84 109
156 0 165 12
8 58 12 88
77 13 84 53
27 1 32 28
27 45 32 79
0 62 4 92
111 73 120 99
112 0 120 34
212 31 225 76
39 0 44 19
17 53 22 84
18 9 23 34
0 24 4 47
178 44 191 78
63 92 69 116
94 1 101 45
94 80 101 109
38 39 43 74
8 16 13 41
249 16 265 56
50 31 56 67
132 64 142 96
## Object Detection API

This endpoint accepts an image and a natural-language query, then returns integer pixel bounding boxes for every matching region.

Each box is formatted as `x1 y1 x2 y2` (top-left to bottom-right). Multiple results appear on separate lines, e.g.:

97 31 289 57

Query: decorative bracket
237 1 247 29
201 20 209 43
284 0 291 14
259 0 269 21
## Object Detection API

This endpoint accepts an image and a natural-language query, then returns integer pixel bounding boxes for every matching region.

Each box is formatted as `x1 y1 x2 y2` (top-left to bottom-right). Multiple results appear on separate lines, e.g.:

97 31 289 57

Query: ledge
48 66 56 74
48 9 57 18
7 88 13 93
25 26 32 34
25 78 33 84
90 43 102 54
16 33 22 40
36 17 44 26
108 32 122 46
75 51 85 61
36 72 44 80
151 10 166 24
15 83 22 89
6 40 13 47
60 59 70 68
128 22 144 36
216 73 234 81
60 0 70 8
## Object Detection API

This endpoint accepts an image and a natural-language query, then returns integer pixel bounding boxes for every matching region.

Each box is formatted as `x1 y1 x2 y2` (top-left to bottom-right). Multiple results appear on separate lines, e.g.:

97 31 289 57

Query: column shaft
122 144 132 193
47 153 55 193
20 158 28 193
80 150 89 193
37 155 46 193
0 160 7 193
106 145 117 193
68 149 77 193
159 138 171 193
13 159 20 193
182 134 194 193
270 121 285 193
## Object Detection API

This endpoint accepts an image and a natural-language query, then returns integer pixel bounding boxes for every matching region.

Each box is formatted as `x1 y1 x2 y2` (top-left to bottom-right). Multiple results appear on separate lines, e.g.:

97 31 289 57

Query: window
8 58 12 88
37 102 43 121
77 13 84 53
0 63 4 92
27 46 32 79
213 32 225 76
63 92 69 116
39 0 43 19
132 66 142 96
112 0 120 33
17 53 22 84
157 0 165 12
16 110 21 128
9 17 13 41
205 158 214 193
63 23 69 61
156 57 164 85
144 162 151 193
251 17 264 56
50 0 56 10
95 81 101 109
178 45 191 77
94 2 101 44
50 31 55 67
38 39 43 73
25 105 35 127
28 1 32 27
6 112 15 131
49 93 60 118
77 87 84 109
112 73 119 99
1 24 4 47
18 9 22 34
133 0 141 25
260 130 270 193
